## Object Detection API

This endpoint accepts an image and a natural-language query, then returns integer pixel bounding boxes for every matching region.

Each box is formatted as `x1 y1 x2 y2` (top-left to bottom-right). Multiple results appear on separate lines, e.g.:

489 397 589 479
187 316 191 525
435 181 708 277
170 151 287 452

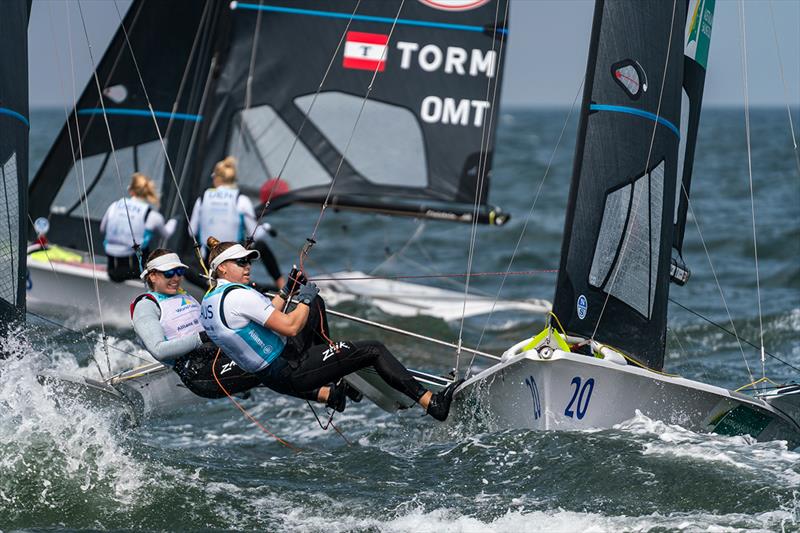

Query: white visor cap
140 253 189 280
210 244 261 272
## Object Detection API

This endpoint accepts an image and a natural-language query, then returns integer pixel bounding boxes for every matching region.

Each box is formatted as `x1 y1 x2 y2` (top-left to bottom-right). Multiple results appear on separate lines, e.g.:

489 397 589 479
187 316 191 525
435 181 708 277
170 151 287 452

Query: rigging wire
77 0 146 277
767 0 800 177
305 0 406 249
455 0 507 378
465 79 584 378
589 0 678 348
110 0 210 277
250 0 365 237
309 269 558 283
234 0 265 154
737 0 767 380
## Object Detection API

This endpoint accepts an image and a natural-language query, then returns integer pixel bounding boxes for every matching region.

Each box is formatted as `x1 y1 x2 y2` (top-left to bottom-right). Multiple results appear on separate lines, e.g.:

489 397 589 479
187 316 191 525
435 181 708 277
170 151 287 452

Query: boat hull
456 349 800 449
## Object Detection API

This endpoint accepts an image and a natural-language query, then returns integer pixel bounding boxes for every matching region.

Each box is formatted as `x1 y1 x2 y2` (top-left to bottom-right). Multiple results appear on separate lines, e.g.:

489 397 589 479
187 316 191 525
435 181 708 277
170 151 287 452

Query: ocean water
2 106 799 531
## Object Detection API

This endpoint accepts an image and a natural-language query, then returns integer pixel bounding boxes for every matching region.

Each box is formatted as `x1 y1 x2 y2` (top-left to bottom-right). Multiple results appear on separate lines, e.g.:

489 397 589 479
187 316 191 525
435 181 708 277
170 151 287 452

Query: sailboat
447 0 800 447
26 0 548 328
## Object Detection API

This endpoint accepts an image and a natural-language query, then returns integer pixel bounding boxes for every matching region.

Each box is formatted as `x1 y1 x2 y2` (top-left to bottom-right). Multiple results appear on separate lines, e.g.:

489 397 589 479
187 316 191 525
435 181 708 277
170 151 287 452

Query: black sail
28 0 229 253
0 0 30 322
552 0 688 371
191 0 509 226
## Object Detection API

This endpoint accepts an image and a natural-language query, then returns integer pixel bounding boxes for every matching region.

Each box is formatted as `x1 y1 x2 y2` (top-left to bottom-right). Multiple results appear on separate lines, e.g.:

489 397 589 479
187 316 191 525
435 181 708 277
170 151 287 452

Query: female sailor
189 156 285 289
132 249 344 406
100 173 176 282
199 237 461 421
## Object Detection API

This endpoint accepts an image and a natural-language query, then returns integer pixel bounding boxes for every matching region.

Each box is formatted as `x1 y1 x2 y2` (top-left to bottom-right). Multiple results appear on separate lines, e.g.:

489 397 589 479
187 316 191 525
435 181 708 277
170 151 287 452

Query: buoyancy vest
198 187 244 245
104 197 152 257
130 290 205 340
200 283 286 373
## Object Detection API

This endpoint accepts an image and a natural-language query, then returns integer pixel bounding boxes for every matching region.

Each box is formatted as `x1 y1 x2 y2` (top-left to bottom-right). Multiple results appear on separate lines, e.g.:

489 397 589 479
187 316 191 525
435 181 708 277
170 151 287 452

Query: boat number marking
524 376 542 421
564 376 595 420
577 295 588 319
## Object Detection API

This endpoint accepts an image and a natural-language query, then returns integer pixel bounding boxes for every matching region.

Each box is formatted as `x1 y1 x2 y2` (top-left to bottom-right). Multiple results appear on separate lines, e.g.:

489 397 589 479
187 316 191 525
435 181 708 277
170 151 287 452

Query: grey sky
28 0 800 108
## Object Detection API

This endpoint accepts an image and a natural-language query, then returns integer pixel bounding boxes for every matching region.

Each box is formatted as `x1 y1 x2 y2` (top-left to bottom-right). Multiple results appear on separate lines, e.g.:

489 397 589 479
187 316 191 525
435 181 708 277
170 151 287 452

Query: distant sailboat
26 0 549 327
449 0 800 447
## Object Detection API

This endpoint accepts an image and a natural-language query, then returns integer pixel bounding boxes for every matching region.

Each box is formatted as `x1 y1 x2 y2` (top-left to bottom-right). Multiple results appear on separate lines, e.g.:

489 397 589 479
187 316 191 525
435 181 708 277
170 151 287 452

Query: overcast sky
28 0 800 108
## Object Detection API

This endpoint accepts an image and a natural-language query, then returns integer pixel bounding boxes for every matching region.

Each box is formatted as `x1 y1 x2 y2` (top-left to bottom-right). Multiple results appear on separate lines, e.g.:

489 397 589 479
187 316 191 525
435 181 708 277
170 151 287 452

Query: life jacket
197 187 244 246
104 197 152 257
199 282 285 374
130 291 204 340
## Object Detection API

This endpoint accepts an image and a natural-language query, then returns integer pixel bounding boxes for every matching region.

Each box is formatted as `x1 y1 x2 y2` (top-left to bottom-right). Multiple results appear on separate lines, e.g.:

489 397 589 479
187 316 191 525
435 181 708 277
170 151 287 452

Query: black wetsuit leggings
107 248 149 282
257 298 427 403
174 341 319 401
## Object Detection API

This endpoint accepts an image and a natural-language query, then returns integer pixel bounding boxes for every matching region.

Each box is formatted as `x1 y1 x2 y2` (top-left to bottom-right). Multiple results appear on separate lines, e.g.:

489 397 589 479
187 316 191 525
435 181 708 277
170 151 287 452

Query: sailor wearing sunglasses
131 249 262 398
200 237 461 421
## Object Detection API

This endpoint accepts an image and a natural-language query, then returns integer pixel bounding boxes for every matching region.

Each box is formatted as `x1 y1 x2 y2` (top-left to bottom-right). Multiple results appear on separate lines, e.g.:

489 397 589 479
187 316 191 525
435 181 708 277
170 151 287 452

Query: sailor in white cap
200 237 461 420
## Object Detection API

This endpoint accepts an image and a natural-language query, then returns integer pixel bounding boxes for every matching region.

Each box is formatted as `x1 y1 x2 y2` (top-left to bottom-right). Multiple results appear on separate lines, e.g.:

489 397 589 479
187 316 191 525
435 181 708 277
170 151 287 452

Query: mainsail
189 0 510 226
0 0 31 323
552 0 707 371
28 0 227 253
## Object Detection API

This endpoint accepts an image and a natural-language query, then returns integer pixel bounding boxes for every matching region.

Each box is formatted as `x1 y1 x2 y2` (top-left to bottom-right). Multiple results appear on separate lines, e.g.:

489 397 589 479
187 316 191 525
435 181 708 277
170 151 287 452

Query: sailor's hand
296 282 320 305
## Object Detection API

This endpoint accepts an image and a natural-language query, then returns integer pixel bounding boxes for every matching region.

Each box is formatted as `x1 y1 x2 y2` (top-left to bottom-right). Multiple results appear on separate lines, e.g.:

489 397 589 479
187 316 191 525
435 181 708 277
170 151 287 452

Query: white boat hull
456 348 800 448
27 253 550 327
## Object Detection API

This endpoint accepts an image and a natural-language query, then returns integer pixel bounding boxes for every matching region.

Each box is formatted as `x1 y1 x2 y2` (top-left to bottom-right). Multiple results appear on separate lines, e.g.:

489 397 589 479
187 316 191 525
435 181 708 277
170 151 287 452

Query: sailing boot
342 381 363 403
426 379 464 422
326 382 347 413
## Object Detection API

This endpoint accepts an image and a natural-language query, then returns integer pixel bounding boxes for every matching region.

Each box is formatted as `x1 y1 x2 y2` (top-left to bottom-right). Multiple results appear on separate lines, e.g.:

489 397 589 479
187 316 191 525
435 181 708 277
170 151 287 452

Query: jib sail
0 0 30 322
28 0 228 253
552 0 697 371
191 0 510 226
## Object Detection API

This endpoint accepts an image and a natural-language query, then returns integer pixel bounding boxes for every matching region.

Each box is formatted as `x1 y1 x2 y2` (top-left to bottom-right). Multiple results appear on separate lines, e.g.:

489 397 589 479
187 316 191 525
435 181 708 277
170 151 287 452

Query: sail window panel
50 140 166 219
295 92 427 188
590 161 665 318
589 183 632 287
227 105 331 193
0 153 19 305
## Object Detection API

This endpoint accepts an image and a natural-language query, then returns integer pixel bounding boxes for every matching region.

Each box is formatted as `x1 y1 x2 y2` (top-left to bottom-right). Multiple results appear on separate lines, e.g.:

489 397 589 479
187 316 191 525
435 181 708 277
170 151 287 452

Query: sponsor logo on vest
322 342 350 361
248 329 273 354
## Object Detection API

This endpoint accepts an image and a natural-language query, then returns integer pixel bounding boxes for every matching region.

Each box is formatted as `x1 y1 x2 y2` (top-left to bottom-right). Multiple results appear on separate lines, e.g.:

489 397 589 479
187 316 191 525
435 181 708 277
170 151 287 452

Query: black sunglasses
234 258 252 267
161 267 187 278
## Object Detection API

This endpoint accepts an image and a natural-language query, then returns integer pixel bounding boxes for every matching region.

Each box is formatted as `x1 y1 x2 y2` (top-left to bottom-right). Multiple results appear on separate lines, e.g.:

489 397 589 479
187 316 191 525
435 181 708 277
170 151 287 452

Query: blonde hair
129 173 159 206
212 156 237 185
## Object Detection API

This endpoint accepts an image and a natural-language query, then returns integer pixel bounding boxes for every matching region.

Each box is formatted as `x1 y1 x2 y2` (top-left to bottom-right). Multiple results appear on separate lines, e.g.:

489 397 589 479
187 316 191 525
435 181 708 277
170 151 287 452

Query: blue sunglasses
161 267 187 278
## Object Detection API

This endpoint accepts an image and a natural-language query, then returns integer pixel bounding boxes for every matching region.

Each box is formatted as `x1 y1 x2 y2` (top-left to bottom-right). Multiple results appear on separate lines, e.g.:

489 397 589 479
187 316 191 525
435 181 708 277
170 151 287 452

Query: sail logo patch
611 60 647 100
343 32 388 72
577 295 588 320
418 0 491 11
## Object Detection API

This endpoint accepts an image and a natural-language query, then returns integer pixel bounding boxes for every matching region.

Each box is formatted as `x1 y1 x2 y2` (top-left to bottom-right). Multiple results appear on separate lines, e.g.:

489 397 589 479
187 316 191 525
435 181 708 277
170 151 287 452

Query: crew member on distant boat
100 173 176 282
132 248 345 405
189 156 285 289
200 237 461 421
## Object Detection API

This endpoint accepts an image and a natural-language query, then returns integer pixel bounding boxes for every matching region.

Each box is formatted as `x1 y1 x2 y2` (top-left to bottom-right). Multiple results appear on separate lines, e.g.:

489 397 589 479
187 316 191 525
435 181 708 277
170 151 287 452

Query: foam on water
0 329 146 521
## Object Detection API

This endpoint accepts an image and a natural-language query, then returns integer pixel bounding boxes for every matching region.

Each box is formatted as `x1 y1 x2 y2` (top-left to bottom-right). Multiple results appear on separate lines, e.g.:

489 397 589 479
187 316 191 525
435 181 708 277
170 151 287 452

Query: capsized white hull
455 346 800 449
27 252 550 327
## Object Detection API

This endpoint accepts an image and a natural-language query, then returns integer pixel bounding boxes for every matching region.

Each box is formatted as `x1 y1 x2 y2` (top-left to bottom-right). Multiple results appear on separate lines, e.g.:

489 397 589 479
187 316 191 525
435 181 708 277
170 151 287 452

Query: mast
0 0 31 324
188 0 510 228
552 0 688 371
28 0 229 253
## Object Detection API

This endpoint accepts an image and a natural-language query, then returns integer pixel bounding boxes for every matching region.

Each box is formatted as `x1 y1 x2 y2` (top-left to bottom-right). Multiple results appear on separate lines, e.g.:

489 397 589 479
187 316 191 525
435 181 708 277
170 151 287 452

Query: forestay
552 0 713 371
194 0 510 226
0 0 31 323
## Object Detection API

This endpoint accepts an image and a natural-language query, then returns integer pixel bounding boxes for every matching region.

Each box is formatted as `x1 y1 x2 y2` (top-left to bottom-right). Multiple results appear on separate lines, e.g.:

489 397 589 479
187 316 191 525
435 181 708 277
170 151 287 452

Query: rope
309 269 557 282
767 0 800 177
251 0 365 235
210 347 300 451
455 0 506 378
737 0 766 381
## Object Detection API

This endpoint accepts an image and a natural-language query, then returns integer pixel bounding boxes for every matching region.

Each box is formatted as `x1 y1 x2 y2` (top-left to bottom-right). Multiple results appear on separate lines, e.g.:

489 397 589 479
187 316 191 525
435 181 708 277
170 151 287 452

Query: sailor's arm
132 299 202 364
265 303 310 337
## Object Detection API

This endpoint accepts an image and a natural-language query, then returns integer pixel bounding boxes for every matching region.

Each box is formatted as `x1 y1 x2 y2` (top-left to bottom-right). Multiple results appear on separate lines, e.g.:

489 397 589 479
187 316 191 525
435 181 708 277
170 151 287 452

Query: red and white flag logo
343 31 388 72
